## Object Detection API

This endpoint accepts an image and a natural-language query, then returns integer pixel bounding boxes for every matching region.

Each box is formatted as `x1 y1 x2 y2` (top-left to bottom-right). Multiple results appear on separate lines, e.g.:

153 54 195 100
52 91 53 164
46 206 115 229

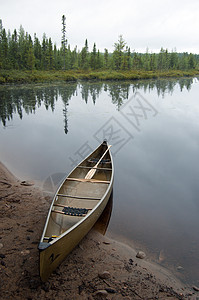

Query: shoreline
0 161 197 299
0 69 199 84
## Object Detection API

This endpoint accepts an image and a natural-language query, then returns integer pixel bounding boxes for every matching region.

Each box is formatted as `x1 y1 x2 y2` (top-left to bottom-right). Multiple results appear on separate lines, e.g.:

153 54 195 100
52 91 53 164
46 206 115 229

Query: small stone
0 243 3 249
94 290 108 297
136 251 146 259
193 286 199 292
129 258 134 265
103 241 110 245
98 271 111 279
21 250 30 255
105 287 116 293
1 260 6 267
177 266 184 271
20 181 34 186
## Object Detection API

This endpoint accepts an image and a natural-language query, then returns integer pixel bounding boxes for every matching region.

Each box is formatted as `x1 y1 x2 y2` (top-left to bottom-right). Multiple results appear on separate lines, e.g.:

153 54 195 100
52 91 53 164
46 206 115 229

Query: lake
0 77 199 285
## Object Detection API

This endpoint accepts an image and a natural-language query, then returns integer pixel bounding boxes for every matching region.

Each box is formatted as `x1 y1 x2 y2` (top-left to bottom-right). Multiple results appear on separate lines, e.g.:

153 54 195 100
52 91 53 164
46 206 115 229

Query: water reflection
0 77 197 128
94 192 113 235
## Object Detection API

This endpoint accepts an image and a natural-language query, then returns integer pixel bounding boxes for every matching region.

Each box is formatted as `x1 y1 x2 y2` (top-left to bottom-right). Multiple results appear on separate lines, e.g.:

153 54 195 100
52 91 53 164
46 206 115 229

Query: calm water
0 78 199 285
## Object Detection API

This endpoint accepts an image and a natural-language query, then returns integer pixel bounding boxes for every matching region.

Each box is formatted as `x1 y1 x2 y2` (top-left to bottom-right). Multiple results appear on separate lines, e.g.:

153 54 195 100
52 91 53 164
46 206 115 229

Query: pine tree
113 35 126 70
104 48 109 69
80 39 89 70
34 34 42 69
47 38 54 69
61 15 67 70
0 28 8 69
90 43 97 70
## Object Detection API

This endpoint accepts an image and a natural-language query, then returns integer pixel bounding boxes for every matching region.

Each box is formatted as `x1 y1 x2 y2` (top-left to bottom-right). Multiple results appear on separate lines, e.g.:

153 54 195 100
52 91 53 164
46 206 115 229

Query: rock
159 249 166 262
94 290 108 297
105 287 116 293
129 258 134 265
21 250 30 255
103 241 110 245
177 266 184 271
20 181 34 186
98 271 111 279
0 243 3 249
193 286 199 292
136 251 146 259
1 260 6 267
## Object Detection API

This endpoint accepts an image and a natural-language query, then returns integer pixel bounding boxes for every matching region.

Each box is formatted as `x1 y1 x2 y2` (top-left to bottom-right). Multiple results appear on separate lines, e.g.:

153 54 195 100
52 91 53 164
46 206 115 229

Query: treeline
0 19 199 72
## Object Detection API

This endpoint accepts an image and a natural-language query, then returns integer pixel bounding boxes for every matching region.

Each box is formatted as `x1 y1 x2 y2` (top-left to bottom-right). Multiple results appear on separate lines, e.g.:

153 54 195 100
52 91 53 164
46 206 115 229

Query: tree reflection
0 77 197 130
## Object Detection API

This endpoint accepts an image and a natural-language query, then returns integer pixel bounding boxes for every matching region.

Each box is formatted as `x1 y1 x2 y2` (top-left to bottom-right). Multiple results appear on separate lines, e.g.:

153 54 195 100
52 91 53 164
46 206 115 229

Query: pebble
177 266 184 271
20 181 34 186
98 271 111 279
0 243 3 249
136 251 146 259
105 287 116 293
193 286 199 292
94 290 108 297
1 260 6 267
21 250 30 255
129 258 134 265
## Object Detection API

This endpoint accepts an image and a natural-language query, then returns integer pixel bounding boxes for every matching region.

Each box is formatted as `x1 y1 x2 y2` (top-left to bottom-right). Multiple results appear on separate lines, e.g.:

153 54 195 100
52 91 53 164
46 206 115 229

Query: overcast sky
1 0 199 53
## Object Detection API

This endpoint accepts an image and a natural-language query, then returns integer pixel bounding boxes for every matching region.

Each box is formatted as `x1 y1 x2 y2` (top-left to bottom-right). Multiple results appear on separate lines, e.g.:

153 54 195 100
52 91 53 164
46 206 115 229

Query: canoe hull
38 141 113 281
39 185 112 281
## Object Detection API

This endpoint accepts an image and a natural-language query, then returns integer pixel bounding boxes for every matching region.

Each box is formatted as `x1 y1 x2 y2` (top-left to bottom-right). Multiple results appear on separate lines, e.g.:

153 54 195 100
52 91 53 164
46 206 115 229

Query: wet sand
0 161 197 299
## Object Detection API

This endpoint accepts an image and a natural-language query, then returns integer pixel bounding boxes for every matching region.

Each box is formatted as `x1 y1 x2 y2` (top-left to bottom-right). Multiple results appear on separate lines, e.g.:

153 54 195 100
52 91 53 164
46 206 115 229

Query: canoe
38 140 114 281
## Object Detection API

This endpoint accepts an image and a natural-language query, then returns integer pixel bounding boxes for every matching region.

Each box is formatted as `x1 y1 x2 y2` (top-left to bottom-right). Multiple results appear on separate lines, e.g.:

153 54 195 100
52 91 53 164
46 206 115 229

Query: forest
0 16 199 82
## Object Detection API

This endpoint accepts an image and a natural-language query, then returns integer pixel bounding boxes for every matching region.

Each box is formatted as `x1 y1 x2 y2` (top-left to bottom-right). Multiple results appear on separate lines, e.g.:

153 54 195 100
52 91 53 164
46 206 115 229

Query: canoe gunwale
38 141 114 250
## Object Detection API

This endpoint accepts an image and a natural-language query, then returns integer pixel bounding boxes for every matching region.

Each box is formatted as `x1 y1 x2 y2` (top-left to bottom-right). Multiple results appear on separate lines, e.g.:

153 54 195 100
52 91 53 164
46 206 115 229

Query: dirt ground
0 161 198 300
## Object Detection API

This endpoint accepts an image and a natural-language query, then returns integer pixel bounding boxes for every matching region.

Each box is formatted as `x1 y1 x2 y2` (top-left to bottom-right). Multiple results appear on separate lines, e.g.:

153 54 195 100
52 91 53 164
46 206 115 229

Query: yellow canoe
38 140 114 281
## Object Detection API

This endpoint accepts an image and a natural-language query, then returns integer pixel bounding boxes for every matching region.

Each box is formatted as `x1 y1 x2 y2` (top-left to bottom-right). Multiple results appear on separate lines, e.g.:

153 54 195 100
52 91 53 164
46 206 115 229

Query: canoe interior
42 142 112 243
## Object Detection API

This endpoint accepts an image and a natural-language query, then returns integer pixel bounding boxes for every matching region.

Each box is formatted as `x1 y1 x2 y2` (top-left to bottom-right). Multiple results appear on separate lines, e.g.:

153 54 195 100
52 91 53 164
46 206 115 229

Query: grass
0 69 199 84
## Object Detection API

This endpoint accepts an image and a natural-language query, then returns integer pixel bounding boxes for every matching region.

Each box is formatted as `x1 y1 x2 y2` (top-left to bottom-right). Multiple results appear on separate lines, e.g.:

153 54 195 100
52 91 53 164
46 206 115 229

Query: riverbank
0 69 199 84
0 161 198 299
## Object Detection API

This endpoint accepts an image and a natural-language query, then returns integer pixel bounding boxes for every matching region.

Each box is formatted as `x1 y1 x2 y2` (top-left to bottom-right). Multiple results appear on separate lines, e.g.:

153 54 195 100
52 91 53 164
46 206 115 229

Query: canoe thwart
77 166 112 171
66 178 110 184
56 194 101 200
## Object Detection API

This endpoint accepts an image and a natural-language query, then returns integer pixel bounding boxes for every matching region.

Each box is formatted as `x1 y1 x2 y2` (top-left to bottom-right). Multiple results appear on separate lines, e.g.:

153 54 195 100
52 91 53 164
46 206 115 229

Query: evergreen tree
113 35 126 70
61 15 67 70
41 34 48 70
34 34 42 69
26 45 35 70
80 39 89 70
188 53 196 69
0 28 8 69
47 38 54 69
104 48 109 69
90 43 97 70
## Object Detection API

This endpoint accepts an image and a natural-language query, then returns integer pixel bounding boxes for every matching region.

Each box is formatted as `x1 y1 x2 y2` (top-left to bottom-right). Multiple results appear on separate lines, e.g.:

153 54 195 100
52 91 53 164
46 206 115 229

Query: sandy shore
0 161 197 299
